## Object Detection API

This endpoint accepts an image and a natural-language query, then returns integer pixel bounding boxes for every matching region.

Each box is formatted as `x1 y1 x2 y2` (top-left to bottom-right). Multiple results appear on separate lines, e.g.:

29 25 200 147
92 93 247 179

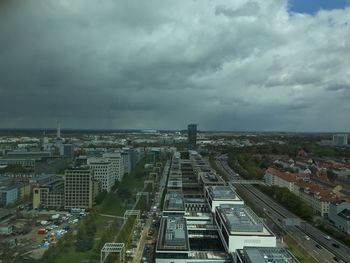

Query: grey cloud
0 0 350 131
325 83 350 91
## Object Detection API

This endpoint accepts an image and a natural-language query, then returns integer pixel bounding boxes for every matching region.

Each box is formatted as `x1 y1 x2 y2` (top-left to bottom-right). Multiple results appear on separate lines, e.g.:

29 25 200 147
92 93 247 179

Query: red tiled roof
265 167 309 183
295 180 337 202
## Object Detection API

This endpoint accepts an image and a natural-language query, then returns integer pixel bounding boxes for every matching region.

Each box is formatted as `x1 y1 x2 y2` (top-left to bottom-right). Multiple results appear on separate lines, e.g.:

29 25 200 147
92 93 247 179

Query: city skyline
0 0 350 132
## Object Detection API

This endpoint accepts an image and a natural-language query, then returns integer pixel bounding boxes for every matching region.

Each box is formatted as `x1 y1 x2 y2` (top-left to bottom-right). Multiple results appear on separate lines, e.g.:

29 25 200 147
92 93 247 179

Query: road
215 156 350 263
133 217 152 263
132 160 170 263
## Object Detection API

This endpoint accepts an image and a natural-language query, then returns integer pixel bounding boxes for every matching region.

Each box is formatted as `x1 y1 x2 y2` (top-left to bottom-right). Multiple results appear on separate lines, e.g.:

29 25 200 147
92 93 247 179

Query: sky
0 0 349 132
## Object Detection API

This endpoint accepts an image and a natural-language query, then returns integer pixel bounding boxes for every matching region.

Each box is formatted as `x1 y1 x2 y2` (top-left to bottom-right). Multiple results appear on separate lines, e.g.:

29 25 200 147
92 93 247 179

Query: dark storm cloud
0 0 350 131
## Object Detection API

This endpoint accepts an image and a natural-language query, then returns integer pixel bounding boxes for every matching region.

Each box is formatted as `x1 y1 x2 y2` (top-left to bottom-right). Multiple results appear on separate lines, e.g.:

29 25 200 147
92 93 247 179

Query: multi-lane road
215 156 350 263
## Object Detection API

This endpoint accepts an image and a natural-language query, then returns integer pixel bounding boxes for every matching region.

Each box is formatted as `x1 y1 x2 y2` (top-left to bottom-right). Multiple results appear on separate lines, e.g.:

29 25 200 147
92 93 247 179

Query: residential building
215 204 276 253
87 157 114 192
264 167 309 193
329 200 350 234
64 168 98 209
294 180 338 217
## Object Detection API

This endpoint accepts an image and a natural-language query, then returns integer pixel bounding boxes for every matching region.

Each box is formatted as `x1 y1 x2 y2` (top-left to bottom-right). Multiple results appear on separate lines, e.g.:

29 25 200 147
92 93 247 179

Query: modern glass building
187 124 197 150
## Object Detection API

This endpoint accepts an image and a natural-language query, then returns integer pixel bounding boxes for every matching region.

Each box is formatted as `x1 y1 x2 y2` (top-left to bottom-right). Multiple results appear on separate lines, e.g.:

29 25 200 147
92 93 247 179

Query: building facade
87 158 114 192
187 124 197 150
0 186 18 206
64 168 97 209
33 179 65 210
329 200 350 234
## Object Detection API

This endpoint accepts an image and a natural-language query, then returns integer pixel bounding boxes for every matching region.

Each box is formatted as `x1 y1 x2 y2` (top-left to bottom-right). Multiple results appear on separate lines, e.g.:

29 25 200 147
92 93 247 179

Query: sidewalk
133 217 152 263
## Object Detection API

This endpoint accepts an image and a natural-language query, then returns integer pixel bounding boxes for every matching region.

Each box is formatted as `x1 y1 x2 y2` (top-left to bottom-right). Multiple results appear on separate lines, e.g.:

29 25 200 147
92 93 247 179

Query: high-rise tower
187 124 197 150
57 121 61 138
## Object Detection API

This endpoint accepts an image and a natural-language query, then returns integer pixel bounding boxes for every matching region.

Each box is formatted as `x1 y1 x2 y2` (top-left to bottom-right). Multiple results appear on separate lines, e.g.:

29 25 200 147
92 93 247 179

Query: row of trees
227 153 265 180
221 141 350 159
75 215 97 252
259 185 313 221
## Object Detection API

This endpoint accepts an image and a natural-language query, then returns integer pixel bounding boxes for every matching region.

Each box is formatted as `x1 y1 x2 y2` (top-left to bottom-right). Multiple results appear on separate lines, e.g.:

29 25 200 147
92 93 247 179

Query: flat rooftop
217 204 270 234
236 247 300 263
207 186 238 200
157 216 189 251
164 191 185 211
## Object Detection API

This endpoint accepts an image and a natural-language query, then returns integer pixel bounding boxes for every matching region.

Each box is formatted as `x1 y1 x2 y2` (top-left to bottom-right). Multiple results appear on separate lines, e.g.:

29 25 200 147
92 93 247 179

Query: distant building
187 124 197 150
60 144 74 158
121 151 131 174
333 134 348 145
64 168 98 209
0 186 18 206
329 200 350 234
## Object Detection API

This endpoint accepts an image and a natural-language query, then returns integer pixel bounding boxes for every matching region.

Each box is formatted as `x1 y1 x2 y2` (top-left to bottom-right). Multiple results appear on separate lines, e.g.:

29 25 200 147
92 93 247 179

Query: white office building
103 152 124 182
215 204 276 253
205 185 244 213
87 157 114 192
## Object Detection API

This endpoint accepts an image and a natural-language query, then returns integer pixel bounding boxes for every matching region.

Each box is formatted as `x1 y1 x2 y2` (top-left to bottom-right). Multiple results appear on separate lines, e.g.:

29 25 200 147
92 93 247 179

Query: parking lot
0 209 86 260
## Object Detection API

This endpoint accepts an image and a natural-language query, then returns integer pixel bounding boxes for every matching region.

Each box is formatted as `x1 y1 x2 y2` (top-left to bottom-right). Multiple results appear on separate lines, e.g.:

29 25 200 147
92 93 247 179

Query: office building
188 124 197 150
64 168 97 209
103 152 124 181
156 216 189 262
87 157 114 192
234 247 300 263
121 150 131 174
163 191 185 216
215 204 276 253
205 186 244 213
